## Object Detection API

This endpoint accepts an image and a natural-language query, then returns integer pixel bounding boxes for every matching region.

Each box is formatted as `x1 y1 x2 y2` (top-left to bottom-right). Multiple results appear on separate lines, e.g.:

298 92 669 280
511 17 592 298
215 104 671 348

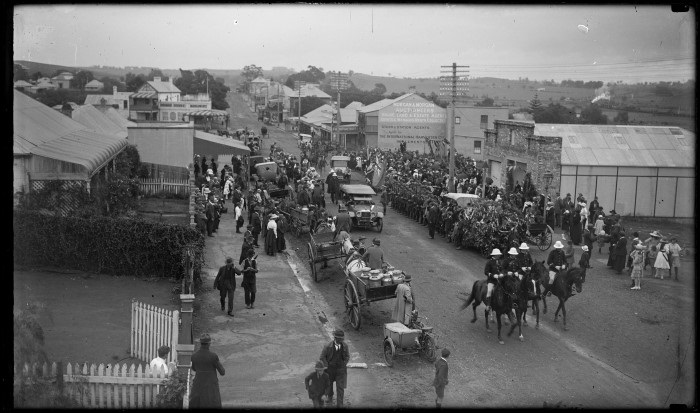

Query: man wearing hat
380 186 389 215
214 257 241 316
319 329 350 407
515 242 534 275
305 361 330 408
483 248 503 311
427 200 440 239
205 196 217 237
362 238 385 270
335 208 352 238
433 348 450 408
502 247 520 277
392 274 415 325
579 245 591 282
241 248 259 308
251 207 262 247
544 240 567 296
240 234 255 265
189 333 225 408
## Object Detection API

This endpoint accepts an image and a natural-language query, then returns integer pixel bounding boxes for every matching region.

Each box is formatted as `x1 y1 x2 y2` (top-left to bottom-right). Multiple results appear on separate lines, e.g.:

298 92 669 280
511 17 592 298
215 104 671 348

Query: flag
372 154 388 188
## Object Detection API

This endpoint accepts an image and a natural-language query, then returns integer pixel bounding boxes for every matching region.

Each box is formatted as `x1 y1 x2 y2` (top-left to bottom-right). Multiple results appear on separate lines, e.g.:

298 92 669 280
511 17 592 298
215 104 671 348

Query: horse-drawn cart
307 230 344 282
284 207 312 238
342 260 405 330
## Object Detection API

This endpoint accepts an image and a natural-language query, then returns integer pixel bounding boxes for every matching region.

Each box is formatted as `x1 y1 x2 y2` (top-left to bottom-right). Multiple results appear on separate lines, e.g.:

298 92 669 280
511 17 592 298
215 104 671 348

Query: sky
13 4 696 83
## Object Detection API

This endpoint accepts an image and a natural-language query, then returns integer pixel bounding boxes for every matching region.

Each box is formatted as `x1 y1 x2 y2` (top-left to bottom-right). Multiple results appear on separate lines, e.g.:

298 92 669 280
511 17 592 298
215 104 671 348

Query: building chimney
154 76 161 82
113 86 117 96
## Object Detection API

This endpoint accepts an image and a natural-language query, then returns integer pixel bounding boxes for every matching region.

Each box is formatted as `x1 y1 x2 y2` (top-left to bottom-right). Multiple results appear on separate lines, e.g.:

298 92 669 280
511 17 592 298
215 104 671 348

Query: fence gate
130 299 179 365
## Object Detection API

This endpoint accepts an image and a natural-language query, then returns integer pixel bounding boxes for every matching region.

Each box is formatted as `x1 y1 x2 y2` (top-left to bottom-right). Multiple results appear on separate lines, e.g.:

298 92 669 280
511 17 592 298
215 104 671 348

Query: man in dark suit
213 257 241 316
554 192 563 228
427 201 440 239
433 348 450 408
319 329 350 407
189 333 225 408
334 209 352 238
205 198 217 237
251 208 262 247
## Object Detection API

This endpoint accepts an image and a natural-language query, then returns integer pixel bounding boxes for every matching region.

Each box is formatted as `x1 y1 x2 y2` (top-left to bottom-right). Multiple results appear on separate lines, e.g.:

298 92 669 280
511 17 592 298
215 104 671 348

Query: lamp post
543 169 554 202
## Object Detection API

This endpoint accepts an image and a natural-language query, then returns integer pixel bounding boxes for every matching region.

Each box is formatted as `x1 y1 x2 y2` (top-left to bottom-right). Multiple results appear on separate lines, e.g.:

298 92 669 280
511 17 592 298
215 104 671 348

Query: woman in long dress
569 207 582 245
612 234 628 273
653 241 670 279
265 215 278 256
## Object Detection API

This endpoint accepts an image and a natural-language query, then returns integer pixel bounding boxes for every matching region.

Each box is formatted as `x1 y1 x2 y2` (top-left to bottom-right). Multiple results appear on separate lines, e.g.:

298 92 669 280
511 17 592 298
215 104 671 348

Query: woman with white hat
265 214 278 256
483 248 503 311
544 240 567 295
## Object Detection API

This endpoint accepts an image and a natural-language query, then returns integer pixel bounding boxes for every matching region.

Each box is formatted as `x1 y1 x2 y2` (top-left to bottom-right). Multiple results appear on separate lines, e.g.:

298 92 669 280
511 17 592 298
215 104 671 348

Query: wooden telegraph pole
330 72 349 150
439 63 469 192
294 81 306 133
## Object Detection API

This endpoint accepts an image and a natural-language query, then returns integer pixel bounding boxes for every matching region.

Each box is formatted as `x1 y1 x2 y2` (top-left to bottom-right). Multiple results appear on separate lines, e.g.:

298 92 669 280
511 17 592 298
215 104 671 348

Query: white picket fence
130 299 179 365
138 177 190 196
15 362 169 408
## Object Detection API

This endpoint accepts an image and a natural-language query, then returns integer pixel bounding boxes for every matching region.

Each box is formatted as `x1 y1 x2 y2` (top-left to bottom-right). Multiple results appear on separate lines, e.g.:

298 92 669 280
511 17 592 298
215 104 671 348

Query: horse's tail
458 281 478 311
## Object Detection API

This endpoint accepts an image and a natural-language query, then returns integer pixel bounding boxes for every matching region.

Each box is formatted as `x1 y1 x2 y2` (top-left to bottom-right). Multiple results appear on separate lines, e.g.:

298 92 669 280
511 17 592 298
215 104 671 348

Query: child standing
630 244 645 290
304 361 330 408
653 239 670 280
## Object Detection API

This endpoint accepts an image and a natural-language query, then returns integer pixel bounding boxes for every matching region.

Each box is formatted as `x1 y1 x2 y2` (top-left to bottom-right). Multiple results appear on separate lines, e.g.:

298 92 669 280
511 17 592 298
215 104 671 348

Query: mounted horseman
541 240 585 330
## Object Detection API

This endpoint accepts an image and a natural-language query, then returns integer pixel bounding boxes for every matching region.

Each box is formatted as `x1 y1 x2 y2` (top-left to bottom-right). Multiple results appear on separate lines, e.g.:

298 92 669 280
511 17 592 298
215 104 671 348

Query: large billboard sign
377 94 446 152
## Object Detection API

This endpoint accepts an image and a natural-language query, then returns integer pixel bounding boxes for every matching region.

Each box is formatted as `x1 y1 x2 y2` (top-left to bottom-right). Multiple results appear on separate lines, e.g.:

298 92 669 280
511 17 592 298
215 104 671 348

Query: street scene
13 4 694 410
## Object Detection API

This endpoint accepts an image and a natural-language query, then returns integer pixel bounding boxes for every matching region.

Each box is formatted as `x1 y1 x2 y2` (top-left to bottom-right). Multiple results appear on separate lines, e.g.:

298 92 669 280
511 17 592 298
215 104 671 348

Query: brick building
483 119 562 197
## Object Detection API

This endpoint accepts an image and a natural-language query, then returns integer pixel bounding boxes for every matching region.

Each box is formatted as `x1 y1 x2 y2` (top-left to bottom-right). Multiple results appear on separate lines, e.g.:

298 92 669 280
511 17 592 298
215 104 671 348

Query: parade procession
13 4 694 410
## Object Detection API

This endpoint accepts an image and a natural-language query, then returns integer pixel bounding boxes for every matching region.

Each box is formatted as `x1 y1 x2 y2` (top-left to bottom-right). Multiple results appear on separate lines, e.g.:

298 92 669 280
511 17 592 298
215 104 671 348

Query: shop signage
377 94 446 151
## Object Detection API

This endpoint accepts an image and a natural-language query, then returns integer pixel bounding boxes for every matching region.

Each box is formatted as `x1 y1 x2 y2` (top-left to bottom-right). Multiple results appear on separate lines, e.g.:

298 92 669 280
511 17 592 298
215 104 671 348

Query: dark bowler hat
403 274 412 282
333 329 345 339
225 257 233 264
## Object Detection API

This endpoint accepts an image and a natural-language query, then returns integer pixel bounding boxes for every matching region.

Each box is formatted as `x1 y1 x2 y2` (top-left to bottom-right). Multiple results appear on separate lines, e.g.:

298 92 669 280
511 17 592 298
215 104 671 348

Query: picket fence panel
138 177 190 196
16 361 168 408
130 299 179 365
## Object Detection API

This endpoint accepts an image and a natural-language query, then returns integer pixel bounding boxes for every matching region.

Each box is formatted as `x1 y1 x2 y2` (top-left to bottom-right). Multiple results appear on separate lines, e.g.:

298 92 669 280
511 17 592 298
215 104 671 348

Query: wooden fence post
159 171 165 193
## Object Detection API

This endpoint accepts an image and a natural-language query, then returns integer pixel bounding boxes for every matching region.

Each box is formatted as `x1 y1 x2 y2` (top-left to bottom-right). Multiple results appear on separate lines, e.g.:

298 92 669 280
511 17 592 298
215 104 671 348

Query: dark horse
508 268 541 341
460 276 518 344
514 261 549 329
540 263 584 331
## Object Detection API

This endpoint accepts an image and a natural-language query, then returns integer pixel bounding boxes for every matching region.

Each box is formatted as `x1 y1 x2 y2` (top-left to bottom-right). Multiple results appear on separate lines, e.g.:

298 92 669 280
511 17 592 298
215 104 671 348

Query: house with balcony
84 86 132 118
129 76 181 121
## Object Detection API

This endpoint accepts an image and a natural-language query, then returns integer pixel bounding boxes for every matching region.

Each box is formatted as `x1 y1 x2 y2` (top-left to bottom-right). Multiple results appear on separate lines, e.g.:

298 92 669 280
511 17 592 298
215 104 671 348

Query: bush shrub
13 210 204 278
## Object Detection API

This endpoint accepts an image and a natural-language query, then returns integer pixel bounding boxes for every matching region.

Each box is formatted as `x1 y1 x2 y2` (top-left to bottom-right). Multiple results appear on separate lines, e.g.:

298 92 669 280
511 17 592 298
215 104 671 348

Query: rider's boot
485 296 491 312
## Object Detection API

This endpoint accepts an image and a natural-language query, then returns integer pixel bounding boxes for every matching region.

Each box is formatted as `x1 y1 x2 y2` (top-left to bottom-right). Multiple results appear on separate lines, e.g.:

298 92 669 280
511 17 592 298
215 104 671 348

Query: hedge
14 210 204 278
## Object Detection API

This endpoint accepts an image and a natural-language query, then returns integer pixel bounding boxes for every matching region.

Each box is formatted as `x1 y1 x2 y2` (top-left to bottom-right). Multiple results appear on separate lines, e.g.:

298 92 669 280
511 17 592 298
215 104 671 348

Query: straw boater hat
519 242 529 250
649 231 662 238
269 214 278 220
635 243 645 250
553 240 564 249
508 247 519 255
490 248 502 256
581 245 589 252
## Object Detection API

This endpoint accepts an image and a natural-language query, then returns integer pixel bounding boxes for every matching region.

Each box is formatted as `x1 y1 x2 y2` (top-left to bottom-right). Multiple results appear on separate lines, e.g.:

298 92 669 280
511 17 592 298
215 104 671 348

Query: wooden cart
307 230 345 282
342 265 400 330
284 207 312 238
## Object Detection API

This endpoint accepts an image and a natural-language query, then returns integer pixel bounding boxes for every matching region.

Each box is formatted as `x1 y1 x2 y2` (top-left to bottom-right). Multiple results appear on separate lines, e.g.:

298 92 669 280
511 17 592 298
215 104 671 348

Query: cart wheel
307 242 318 282
538 231 553 251
383 338 395 367
344 279 361 330
376 218 383 233
419 334 437 362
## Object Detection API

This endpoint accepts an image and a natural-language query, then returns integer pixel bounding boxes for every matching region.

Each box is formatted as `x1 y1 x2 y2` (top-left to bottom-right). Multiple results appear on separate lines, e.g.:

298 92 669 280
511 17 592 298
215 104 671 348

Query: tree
476 97 494 107
148 68 166 81
299 96 327 116
124 72 146 92
533 103 576 124
30 71 43 81
613 110 629 124
70 70 94 90
174 69 230 110
241 64 263 86
14 64 29 81
98 76 125 93
580 104 608 124
371 83 387 95
529 93 543 113
26 89 87 108
285 65 326 88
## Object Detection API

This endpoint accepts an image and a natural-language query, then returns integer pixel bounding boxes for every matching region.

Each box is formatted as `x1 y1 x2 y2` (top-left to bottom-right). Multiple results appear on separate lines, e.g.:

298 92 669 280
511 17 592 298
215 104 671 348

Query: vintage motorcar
330 155 352 181
443 193 479 208
255 161 278 181
339 184 383 232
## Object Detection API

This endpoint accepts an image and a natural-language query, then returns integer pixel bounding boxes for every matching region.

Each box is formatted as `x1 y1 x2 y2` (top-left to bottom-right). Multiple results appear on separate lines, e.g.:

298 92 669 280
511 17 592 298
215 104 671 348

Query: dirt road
225 92 695 408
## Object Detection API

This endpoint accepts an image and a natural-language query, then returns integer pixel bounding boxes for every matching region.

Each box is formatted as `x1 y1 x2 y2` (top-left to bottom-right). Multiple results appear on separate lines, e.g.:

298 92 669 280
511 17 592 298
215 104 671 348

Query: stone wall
484 120 562 196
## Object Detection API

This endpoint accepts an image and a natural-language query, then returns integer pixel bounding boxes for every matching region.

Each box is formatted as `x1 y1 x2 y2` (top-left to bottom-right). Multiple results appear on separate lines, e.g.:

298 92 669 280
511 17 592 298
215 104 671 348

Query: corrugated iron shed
535 124 695 168
13 90 127 176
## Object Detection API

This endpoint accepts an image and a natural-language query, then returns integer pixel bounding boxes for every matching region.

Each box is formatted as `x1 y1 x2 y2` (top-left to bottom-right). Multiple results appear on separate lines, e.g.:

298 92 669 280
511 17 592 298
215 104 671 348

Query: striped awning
185 109 229 117
131 91 156 99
